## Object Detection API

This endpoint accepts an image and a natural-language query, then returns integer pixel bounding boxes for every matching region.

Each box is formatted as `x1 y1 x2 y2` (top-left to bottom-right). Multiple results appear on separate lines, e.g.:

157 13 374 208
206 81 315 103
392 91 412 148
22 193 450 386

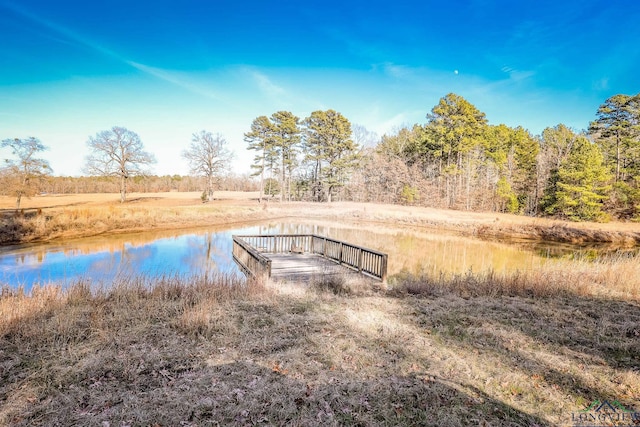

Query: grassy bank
2 268 639 426
2 192 640 245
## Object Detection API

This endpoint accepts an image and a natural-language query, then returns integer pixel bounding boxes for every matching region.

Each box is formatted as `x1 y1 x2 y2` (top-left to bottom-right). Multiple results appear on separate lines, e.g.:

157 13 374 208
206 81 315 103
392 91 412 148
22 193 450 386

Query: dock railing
231 235 272 280
232 234 388 282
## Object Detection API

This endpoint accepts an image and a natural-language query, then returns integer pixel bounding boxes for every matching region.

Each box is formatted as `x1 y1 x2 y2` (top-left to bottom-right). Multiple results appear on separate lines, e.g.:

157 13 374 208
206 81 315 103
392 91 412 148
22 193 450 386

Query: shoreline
2 193 640 246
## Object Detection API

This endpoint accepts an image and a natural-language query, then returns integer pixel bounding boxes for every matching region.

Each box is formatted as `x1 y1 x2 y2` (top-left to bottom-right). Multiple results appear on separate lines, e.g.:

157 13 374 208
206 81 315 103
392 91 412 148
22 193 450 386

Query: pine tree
270 111 301 202
303 110 358 202
589 93 640 218
425 93 488 208
244 116 276 202
545 136 611 221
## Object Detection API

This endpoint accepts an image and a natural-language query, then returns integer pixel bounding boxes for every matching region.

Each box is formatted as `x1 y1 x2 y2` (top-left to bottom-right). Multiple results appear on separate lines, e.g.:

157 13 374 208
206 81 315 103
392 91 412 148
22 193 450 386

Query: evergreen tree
510 127 540 214
303 110 359 202
244 116 276 202
424 93 488 208
589 94 638 182
544 136 611 221
270 111 301 202
589 93 640 218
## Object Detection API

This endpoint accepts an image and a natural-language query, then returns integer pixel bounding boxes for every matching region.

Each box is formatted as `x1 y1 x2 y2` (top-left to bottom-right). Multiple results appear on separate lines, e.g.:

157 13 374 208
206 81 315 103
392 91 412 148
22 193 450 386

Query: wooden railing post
381 253 388 284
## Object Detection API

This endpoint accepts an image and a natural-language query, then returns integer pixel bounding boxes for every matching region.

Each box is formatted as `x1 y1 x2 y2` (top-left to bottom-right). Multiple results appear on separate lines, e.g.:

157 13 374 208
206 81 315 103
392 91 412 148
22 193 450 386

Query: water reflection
1 220 637 291
0 225 254 290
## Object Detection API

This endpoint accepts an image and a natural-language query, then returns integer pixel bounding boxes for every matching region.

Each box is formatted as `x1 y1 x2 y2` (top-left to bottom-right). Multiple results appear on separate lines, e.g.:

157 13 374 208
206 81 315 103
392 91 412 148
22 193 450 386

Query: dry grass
0 193 268 244
2 192 640 245
2 269 639 426
392 251 640 300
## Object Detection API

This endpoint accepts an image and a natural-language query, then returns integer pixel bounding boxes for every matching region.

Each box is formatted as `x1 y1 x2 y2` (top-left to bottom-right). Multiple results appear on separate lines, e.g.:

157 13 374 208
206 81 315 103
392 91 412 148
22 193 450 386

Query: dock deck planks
266 253 368 283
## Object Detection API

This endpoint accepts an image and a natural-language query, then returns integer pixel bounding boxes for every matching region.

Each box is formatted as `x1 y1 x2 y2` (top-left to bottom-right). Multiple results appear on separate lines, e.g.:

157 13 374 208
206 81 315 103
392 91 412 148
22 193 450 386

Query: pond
1 219 635 291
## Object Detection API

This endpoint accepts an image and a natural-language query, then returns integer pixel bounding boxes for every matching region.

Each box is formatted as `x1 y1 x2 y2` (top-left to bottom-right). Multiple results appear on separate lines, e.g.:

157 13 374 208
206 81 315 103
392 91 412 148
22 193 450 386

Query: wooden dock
232 234 388 283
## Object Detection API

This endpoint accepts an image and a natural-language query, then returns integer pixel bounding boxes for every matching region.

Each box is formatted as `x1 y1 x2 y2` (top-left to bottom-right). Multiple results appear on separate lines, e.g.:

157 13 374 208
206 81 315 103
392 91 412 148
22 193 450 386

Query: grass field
1 192 640 425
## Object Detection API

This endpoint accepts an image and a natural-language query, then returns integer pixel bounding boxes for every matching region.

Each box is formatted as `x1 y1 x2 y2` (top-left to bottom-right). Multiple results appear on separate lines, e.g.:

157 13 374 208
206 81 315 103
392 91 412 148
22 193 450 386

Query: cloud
381 63 414 79
501 65 535 82
2 2 123 62
2 2 219 100
126 61 219 100
237 68 294 107
250 70 286 98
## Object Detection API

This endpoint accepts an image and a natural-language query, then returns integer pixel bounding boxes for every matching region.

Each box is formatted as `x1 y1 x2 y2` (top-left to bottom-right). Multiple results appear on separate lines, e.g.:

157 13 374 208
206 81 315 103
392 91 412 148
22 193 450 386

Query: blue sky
1 0 639 176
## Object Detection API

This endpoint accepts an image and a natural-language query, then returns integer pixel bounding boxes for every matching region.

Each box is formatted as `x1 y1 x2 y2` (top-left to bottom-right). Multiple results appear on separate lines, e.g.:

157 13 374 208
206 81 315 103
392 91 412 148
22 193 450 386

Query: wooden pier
232 234 388 283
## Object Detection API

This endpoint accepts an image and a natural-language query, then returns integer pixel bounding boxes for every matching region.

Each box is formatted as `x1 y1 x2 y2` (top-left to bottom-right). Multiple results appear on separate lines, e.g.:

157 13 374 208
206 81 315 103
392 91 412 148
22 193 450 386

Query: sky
1 0 639 176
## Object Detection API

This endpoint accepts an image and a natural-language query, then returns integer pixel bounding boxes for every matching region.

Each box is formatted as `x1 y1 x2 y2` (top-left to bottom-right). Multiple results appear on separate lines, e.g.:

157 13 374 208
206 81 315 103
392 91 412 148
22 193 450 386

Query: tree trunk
280 153 285 203
259 147 265 203
207 175 214 201
15 192 22 210
120 175 127 203
615 133 621 182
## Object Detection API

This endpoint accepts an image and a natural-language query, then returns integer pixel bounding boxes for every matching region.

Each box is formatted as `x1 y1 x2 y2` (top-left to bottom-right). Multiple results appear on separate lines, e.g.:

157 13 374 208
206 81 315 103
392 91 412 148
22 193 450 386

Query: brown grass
2 192 640 245
1 269 639 426
392 251 640 300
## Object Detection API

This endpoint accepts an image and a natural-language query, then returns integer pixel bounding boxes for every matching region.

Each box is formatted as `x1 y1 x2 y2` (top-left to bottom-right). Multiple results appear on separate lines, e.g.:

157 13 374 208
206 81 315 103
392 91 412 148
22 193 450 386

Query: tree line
350 93 639 221
2 92 639 221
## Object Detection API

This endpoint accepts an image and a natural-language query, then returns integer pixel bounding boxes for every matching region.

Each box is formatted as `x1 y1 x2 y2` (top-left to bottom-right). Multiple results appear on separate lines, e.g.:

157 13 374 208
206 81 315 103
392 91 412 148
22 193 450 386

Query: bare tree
1 137 52 209
84 126 156 203
352 124 380 148
182 131 233 202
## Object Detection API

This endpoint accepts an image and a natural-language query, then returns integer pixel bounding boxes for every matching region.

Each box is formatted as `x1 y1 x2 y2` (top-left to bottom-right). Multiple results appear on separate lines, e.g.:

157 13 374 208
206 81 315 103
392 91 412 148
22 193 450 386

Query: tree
483 125 540 214
538 124 583 214
270 111 301 202
424 93 488 208
589 94 639 182
303 109 359 202
84 126 156 203
244 116 276 203
543 136 611 221
352 124 380 148
0 137 52 209
589 93 640 218
183 131 233 202
510 127 540 214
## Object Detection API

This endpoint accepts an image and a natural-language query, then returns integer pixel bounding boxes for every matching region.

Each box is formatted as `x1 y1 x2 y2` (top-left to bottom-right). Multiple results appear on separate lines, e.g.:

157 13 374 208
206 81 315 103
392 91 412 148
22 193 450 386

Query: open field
2 191 640 245
1 272 639 426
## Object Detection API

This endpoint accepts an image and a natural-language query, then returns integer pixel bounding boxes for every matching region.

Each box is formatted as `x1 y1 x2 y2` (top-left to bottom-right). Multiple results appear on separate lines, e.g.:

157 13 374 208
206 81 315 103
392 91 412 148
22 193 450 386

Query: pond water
0 219 635 291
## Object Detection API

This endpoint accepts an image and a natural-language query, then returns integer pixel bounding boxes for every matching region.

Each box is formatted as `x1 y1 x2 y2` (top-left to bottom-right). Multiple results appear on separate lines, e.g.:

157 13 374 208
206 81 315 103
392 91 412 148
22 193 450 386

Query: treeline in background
1 92 639 221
